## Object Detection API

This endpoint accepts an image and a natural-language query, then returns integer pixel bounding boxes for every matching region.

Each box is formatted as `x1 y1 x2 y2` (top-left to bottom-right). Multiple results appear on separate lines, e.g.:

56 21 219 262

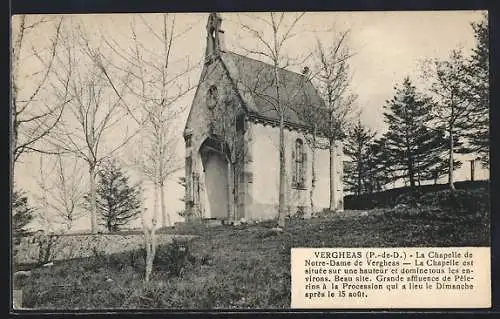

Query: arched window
292 138 307 189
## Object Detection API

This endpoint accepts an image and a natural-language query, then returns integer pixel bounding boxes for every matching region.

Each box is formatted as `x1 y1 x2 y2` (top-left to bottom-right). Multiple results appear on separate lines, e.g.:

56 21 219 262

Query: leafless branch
11 15 68 174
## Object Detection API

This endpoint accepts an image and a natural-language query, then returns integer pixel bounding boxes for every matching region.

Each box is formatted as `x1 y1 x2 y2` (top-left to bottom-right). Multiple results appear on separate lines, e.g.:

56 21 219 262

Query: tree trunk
144 182 159 282
160 182 169 227
144 225 157 283
407 150 416 190
356 161 362 197
278 113 286 228
227 160 233 221
89 164 98 234
10 111 16 199
310 127 317 217
329 140 337 211
143 225 157 283
448 128 455 191
11 16 24 181
274 54 286 228
470 160 475 181
11 103 18 183
233 163 238 221
417 167 421 187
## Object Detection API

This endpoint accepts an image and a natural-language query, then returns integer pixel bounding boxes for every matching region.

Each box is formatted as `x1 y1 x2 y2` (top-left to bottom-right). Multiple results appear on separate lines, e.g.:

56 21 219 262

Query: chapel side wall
312 146 330 212
312 142 344 212
247 122 344 220
247 122 280 221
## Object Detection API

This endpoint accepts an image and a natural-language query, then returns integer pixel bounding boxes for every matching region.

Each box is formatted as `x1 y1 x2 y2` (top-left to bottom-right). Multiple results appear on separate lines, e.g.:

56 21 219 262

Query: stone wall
13 233 194 265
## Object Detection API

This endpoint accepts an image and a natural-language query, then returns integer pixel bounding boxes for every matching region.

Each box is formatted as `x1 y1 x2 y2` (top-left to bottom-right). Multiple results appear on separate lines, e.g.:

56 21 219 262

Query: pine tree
382 77 448 190
465 14 489 166
343 120 377 195
363 138 393 193
12 189 34 241
424 50 473 190
87 159 142 232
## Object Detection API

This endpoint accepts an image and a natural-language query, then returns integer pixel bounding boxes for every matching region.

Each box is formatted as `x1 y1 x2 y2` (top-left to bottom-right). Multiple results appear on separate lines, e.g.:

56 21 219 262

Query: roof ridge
224 50 308 78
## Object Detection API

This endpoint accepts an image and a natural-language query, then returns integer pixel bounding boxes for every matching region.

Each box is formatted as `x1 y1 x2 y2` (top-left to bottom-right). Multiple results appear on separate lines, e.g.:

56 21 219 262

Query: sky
12 11 489 232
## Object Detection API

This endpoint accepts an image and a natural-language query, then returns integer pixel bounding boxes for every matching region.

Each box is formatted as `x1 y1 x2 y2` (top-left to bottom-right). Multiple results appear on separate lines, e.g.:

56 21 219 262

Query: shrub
37 234 60 265
394 190 423 207
176 209 189 218
154 238 196 277
287 206 305 220
128 248 146 271
344 180 489 210
387 188 489 222
314 208 337 218
420 189 489 218
12 190 35 245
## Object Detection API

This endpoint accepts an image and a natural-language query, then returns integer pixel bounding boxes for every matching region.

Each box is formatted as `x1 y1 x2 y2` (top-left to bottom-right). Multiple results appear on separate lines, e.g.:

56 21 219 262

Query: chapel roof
220 51 325 127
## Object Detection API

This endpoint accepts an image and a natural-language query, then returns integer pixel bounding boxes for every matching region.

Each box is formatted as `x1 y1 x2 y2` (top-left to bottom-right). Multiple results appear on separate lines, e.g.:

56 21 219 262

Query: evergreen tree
382 77 448 190
12 189 34 241
363 138 393 193
343 120 377 195
465 14 489 166
424 49 472 190
87 159 143 232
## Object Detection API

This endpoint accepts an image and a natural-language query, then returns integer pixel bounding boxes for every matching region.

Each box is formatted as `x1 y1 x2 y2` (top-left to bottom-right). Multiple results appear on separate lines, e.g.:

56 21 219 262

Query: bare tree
49 20 136 234
35 152 86 231
237 12 306 228
124 15 194 230
11 15 70 179
312 30 357 211
294 30 356 214
125 15 196 282
96 14 198 282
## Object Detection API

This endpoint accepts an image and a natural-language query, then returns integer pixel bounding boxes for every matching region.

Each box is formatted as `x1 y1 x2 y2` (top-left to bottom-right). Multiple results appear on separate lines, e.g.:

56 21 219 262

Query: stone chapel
183 13 344 222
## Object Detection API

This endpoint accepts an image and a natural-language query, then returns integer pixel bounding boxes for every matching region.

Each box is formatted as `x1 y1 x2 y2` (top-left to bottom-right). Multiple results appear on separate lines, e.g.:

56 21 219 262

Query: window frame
292 138 307 190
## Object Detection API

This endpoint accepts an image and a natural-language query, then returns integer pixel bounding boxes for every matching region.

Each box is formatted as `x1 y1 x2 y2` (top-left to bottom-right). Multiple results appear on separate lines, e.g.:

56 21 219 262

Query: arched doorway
200 137 230 219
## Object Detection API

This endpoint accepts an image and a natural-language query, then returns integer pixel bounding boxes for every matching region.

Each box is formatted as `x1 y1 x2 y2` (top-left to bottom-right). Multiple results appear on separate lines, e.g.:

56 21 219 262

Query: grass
14 200 489 310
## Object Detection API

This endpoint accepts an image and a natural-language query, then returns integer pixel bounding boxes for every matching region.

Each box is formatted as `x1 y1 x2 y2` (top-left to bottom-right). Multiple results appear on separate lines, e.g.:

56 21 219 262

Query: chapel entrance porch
199 137 233 221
